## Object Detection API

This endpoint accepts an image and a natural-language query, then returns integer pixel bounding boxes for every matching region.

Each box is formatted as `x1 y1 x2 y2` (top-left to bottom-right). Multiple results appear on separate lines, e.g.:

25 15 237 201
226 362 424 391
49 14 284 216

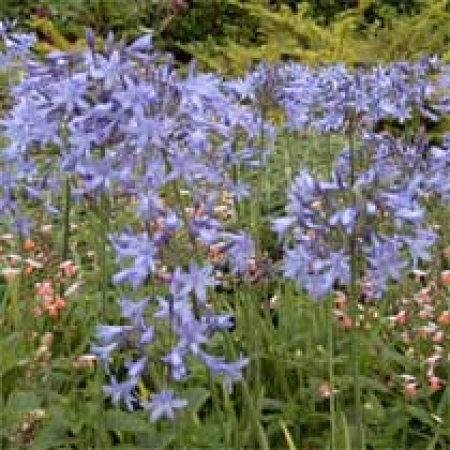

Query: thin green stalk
347 126 364 449
240 374 270 450
99 191 109 317
252 103 268 259
232 163 242 223
349 238 363 448
60 176 71 297
222 385 240 448
284 132 293 186
61 177 71 263
6 276 21 331
223 305 270 450
98 146 109 317
328 296 336 449
247 292 261 412
207 377 229 447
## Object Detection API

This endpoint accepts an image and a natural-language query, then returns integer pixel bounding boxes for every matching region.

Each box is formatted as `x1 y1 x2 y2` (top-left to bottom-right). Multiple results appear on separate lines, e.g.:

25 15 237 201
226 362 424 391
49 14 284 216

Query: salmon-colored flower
47 305 59 318
60 260 77 277
437 310 450 325
417 287 431 303
394 310 407 325
341 315 353 329
318 381 337 399
36 281 53 298
23 239 36 251
54 297 67 309
429 376 444 392
42 297 53 310
433 331 445 343
404 381 419 397
441 270 450 285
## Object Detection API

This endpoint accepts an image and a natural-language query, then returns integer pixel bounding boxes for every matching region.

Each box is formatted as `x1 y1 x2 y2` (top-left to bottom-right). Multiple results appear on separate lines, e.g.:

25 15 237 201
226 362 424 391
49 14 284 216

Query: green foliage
2 122 450 448
0 0 36 22
181 0 450 73
3 0 450 73
2 2 450 449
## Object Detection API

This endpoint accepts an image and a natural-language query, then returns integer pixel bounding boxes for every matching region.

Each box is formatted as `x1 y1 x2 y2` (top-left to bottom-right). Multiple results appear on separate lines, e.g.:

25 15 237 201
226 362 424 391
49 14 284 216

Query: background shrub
3 0 450 73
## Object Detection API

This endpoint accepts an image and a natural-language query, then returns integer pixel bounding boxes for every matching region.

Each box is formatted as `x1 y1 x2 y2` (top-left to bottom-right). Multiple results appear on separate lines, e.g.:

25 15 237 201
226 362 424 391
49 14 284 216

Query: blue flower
200 352 249 392
181 262 216 304
365 235 407 296
141 390 187 422
103 376 138 411
221 231 255 275
119 297 149 325
111 232 158 288
95 324 134 345
125 356 148 379
162 347 189 381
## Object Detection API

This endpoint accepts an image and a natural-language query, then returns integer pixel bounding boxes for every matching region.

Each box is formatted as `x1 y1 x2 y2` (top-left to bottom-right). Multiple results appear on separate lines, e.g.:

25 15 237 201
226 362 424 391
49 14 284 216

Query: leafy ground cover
0 24 450 450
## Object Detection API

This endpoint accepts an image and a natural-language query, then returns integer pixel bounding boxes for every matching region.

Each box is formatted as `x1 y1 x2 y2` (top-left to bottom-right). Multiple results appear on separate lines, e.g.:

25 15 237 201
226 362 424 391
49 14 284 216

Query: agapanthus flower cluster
277 58 449 133
273 56 450 300
0 20 35 69
0 23 38 234
0 29 276 420
274 131 441 299
0 26 274 231
93 261 249 420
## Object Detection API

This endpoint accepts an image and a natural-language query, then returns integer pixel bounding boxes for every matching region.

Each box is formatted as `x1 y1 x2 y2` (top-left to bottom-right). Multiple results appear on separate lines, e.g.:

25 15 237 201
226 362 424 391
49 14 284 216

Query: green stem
284 133 293 187
98 146 109 318
252 104 267 259
328 297 336 449
100 191 108 317
232 163 242 223
60 176 71 296
347 126 364 449
62 178 71 260
223 312 269 450
240 379 270 450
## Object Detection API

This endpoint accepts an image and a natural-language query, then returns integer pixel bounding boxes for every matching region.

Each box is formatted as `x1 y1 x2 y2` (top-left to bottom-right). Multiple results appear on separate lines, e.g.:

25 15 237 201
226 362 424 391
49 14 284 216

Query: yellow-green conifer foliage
182 0 450 74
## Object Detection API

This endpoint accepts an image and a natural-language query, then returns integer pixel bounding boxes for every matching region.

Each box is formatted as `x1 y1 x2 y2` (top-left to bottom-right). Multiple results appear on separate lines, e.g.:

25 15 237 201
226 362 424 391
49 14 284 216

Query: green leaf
31 424 72 450
405 405 435 427
107 447 144 450
6 390 41 413
280 420 298 450
135 428 176 449
103 410 150 433
183 387 210 413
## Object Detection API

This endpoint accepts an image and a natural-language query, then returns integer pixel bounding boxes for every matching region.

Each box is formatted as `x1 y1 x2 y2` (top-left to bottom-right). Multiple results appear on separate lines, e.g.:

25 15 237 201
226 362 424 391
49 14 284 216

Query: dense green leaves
4 0 450 72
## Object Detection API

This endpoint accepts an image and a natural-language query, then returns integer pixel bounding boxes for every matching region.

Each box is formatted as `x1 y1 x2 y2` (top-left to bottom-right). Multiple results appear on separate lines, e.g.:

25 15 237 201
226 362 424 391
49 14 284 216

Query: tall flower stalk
347 120 364 447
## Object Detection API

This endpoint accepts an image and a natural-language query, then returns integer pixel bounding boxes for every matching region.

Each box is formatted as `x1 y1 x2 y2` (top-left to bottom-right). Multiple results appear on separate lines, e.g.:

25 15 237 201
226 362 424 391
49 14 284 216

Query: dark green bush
3 0 450 73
